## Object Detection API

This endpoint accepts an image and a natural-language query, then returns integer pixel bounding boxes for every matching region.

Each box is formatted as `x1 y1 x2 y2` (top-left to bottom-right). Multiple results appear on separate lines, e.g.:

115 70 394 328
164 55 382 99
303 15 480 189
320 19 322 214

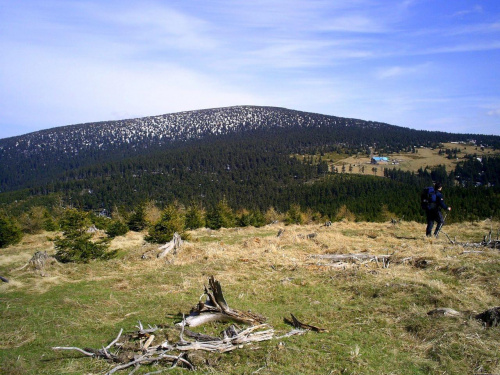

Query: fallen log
310 253 395 267
310 253 391 262
181 276 266 327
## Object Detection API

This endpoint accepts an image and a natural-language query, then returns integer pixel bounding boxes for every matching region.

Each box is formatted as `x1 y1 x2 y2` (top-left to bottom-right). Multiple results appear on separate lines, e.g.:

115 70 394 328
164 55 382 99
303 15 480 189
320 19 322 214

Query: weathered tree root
180 276 266 327
51 277 326 373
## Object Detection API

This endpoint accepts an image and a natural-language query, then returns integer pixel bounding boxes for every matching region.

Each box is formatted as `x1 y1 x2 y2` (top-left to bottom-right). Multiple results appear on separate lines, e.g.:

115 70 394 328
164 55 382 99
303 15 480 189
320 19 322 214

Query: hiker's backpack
421 186 437 210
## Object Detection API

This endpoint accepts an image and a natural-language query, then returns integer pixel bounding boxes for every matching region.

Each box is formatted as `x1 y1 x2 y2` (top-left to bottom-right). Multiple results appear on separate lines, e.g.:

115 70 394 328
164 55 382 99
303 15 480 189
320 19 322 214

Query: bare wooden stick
106 328 123 349
52 346 96 357
284 314 328 333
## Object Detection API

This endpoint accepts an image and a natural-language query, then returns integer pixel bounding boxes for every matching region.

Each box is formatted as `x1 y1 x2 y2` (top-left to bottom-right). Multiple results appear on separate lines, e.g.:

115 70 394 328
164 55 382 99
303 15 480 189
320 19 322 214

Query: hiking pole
434 212 448 238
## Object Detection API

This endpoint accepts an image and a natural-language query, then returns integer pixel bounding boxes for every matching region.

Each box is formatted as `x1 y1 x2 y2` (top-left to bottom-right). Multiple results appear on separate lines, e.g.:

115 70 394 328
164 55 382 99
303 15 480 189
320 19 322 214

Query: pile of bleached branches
443 229 500 250
52 277 325 374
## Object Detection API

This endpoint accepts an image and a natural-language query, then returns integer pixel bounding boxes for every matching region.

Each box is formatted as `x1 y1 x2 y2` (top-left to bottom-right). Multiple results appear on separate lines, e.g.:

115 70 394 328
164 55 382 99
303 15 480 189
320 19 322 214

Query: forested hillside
1 107 499 225
1 106 498 193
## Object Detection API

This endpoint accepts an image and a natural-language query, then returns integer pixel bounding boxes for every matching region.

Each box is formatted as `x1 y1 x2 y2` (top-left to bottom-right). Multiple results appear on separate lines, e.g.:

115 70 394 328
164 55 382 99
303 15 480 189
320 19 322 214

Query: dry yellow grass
1 220 499 374
1 220 497 290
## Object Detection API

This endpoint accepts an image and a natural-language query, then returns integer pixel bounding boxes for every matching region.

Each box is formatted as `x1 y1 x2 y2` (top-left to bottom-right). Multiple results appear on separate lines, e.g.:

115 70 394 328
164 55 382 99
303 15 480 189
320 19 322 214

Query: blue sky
1 0 499 139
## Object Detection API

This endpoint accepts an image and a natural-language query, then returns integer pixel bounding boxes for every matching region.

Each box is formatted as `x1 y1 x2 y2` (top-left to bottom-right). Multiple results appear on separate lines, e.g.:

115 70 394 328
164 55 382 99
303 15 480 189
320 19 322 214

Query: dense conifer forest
1 107 499 244
1 127 499 227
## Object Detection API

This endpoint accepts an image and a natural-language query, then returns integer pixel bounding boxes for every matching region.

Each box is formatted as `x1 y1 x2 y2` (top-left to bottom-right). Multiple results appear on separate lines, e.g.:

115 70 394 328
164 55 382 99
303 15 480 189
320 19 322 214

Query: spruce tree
185 202 205 230
205 199 235 229
128 203 147 231
0 214 23 248
53 208 116 263
146 204 186 243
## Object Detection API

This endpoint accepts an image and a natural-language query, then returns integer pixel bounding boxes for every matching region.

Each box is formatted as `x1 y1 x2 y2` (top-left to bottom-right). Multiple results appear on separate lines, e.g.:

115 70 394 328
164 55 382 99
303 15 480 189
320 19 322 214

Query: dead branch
284 313 328 333
136 321 159 335
0 275 8 283
176 324 274 353
51 277 328 373
52 346 96 357
181 276 266 327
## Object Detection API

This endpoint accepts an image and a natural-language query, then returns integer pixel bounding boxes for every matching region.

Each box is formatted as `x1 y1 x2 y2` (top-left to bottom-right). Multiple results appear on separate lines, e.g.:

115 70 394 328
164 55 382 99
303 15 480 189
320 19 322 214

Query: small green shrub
238 209 266 227
0 213 23 248
185 202 205 230
105 219 129 238
53 208 116 263
146 204 186 243
128 203 147 232
285 204 304 225
205 199 235 229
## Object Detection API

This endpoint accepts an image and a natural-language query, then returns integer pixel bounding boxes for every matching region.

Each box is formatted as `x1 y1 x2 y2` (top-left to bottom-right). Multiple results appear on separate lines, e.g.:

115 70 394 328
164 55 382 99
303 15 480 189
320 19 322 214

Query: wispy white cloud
451 5 483 18
1 0 499 137
376 63 431 79
422 41 500 55
487 109 500 117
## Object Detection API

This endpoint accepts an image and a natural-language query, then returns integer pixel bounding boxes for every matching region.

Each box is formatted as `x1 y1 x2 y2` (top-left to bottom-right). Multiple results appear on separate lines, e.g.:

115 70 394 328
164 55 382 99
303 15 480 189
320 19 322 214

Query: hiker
424 182 451 237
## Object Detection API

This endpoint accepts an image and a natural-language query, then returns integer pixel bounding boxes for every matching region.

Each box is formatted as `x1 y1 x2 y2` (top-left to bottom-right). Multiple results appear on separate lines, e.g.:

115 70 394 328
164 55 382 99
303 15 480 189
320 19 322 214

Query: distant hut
371 156 389 165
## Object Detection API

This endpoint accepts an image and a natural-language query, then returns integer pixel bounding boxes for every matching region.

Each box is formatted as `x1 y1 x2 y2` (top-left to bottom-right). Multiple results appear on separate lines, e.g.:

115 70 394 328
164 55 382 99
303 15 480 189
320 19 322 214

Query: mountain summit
0 106 388 156
0 105 496 195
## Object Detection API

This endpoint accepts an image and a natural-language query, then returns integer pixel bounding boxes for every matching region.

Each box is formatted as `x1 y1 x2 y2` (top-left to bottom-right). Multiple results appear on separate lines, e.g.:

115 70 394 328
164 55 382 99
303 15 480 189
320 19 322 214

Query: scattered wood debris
309 253 398 268
443 229 500 250
177 324 274 353
51 276 326 373
284 313 328 333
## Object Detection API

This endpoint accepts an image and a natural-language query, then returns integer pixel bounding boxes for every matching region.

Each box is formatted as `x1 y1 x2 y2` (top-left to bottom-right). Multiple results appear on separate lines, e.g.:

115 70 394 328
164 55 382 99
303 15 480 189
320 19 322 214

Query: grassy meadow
325 143 500 177
1 219 499 374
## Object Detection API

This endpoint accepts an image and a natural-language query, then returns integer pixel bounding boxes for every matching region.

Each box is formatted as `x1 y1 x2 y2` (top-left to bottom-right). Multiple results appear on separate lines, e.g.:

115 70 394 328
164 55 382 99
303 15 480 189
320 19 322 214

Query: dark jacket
434 190 449 211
